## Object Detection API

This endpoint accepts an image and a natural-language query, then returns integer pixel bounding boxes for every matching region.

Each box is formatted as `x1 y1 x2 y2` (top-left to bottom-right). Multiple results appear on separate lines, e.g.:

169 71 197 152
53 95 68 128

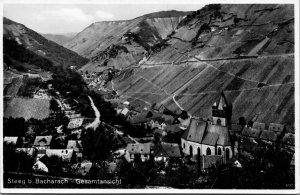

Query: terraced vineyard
72 4 294 127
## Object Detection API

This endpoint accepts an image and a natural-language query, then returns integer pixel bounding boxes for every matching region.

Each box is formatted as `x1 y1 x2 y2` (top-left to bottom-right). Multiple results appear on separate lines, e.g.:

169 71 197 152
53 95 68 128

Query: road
85 96 101 130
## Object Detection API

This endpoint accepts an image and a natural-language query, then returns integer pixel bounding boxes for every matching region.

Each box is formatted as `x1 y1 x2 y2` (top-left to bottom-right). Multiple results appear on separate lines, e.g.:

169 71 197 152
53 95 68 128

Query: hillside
42 33 76 46
64 10 189 71
3 17 88 71
79 4 295 127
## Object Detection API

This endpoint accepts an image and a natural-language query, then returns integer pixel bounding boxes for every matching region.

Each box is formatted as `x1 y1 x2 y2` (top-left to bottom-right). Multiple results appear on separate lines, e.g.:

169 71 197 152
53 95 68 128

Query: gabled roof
34 136 52 146
260 130 278 142
127 143 151 155
268 123 284 133
241 127 261 138
67 140 82 152
182 119 232 146
161 143 181 158
4 136 18 144
252 122 266 131
46 149 74 160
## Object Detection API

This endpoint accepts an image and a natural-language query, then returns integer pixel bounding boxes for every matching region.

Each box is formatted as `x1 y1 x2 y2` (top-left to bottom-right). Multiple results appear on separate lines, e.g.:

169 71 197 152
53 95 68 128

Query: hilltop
75 4 294 127
3 17 88 72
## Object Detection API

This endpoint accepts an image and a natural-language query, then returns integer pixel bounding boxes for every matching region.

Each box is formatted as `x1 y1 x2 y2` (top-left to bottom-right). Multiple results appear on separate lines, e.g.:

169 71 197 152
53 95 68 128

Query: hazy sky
3 3 204 34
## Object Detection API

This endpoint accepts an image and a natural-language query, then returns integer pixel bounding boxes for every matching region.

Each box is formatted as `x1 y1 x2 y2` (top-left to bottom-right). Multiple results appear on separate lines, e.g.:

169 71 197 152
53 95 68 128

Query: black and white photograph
0 0 299 193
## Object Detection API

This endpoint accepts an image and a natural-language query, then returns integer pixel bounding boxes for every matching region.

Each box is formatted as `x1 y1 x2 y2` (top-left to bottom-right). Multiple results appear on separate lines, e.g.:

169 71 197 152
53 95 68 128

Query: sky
3 3 204 34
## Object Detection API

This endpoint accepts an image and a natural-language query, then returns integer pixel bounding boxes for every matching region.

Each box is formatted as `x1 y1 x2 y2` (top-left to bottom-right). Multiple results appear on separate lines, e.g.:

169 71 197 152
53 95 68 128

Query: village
4 72 295 187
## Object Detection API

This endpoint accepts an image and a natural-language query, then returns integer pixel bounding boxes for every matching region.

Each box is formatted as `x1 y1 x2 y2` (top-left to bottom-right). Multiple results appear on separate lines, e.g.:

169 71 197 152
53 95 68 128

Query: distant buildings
33 136 52 150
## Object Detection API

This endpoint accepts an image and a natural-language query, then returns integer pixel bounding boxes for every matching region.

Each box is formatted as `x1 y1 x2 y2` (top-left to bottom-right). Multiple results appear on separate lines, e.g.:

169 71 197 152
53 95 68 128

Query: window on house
218 148 222 155
217 119 222 125
206 148 211 155
189 146 193 157
183 143 185 148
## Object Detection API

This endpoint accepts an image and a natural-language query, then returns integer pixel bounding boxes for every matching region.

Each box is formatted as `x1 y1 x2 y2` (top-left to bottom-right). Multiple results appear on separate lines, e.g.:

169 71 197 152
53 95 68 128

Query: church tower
212 92 232 127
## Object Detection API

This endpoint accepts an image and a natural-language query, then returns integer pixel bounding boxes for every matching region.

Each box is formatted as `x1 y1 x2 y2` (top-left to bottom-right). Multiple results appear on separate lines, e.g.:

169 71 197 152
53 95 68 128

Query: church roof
214 91 231 109
182 119 232 146
182 119 206 143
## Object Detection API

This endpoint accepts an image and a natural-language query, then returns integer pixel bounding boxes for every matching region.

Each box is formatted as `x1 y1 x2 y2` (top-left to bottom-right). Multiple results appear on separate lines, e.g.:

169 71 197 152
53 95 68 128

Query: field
4 97 50 120
113 54 294 127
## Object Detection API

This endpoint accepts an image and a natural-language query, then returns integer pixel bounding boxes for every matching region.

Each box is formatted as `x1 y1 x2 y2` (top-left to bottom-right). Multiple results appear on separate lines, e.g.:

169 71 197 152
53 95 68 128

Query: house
16 148 37 158
33 136 52 150
67 140 83 162
165 125 182 133
67 118 84 129
126 143 152 162
181 92 234 164
252 122 266 131
260 130 278 143
120 107 130 116
32 160 49 173
241 127 261 139
154 143 181 162
268 123 285 133
281 133 295 152
46 149 75 162
4 136 19 145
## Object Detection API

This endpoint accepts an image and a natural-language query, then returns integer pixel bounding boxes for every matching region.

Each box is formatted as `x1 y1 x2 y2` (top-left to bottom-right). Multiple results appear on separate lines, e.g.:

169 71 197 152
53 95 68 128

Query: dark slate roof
182 119 232 146
202 155 223 169
241 127 261 138
282 133 294 146
165 125 182 133
127 143 151 154
206 124 231 146
155 143 181 158
183 119 207 143
268 123 284 133
260 130 278 142
202 132 219 146
231 124 243 133
252 122 266 131
162 143 181 158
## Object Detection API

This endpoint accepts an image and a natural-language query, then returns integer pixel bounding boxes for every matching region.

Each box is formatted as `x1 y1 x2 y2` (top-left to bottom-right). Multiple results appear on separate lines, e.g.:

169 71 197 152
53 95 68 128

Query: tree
3 117 28 137
49 98 60 113
238 117 247 127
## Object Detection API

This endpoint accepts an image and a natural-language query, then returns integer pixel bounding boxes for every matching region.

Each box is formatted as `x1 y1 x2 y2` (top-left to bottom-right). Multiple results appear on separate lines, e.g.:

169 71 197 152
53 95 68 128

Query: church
181 92 235 164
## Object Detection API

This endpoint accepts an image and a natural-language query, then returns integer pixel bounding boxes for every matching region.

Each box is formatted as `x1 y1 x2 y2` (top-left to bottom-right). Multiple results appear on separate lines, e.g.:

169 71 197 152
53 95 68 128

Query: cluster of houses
82 68 114 92
121 92 295 170
4 91 295 175
4 135 84 174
